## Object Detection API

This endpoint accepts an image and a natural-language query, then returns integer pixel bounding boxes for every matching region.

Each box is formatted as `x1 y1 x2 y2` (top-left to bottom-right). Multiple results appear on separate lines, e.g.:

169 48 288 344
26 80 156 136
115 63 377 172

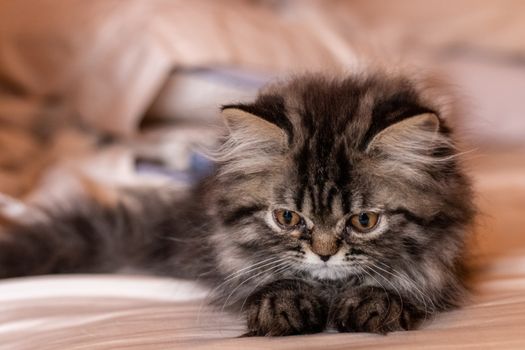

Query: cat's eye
349 212 380 233
273 209 302 229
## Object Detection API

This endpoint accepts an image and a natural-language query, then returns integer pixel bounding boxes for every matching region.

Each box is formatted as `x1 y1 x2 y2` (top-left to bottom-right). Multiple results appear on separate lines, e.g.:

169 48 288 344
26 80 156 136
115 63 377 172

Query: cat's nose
318 254 332 262
311 231 340 260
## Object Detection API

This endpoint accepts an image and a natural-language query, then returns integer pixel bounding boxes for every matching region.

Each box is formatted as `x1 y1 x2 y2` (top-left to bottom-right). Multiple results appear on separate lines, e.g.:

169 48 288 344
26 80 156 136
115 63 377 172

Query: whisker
220 260 291 314
358 264 392 314
372 260 436 321
239 263 292 313
365 264 405 323
196 257 287 325
208 257 288 298
222 257 287 282
374 260 436 312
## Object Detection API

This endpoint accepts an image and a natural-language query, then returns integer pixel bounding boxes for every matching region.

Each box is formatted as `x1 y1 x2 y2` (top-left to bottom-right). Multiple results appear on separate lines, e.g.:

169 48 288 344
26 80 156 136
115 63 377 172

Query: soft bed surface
1 152 524 350
1 262 525 350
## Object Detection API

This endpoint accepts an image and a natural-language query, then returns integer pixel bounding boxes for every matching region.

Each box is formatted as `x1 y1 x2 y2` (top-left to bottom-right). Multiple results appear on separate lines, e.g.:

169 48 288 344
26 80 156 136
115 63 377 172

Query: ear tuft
221 107 286 147
366 113 441 153
412 113 440 133
211 107 288 176
364 112 457 183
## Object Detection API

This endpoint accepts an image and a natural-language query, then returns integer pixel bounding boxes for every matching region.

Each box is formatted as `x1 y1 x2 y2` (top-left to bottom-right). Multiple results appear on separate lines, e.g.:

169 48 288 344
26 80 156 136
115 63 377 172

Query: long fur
0 71 475 336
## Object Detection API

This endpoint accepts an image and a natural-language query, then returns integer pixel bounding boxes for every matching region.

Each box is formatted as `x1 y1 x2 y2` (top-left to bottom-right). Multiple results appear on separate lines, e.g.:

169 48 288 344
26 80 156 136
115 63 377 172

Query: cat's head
210 73 474 288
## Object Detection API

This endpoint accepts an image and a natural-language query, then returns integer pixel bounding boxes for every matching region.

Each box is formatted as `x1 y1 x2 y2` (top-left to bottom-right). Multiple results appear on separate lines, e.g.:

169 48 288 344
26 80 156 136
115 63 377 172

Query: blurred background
0 0 524 257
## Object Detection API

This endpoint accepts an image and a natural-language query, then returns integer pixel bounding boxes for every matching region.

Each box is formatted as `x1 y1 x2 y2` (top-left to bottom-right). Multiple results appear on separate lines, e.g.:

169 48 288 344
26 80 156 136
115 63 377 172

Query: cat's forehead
263 74 439 217
268 74 420 111
219 72 452 219
261 74 432 148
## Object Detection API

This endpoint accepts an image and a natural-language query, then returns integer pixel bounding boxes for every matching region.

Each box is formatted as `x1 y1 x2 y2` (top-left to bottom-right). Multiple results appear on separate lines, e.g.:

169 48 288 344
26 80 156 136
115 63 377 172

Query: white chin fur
307 265 351 280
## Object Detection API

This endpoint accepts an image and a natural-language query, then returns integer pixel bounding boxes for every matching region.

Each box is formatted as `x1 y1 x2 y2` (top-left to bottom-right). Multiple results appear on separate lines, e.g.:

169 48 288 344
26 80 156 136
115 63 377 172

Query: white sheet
1 257 525 350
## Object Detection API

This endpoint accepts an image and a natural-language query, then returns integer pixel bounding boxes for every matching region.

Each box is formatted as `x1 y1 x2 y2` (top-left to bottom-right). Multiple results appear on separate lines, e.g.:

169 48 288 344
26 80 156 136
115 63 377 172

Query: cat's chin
305 265 353 281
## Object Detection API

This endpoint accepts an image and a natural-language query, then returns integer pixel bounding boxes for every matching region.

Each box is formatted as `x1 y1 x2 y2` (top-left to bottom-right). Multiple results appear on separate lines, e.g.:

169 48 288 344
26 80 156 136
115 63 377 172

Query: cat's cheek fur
244 279 328 336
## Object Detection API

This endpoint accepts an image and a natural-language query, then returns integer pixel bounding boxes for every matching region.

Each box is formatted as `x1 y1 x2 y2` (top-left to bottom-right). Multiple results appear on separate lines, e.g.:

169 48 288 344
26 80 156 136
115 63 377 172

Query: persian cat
0 71 475 336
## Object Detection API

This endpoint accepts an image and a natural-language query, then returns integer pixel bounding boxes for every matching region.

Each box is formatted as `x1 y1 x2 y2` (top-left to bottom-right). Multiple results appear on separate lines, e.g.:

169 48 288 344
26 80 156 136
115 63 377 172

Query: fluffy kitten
0 71 475 336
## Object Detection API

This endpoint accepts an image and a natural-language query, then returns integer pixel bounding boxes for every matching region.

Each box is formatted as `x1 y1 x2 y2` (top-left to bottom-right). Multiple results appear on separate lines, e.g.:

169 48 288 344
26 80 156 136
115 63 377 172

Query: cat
0 70 475 336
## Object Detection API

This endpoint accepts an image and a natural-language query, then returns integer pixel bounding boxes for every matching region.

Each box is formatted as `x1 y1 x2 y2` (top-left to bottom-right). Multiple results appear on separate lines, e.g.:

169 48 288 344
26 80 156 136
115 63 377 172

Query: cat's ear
220 105 288 148
365 113 441 154
216 104 290 175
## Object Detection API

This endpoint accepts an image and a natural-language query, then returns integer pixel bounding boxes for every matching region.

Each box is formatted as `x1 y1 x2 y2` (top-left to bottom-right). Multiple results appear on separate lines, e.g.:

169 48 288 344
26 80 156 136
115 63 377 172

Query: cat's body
0 71 475 336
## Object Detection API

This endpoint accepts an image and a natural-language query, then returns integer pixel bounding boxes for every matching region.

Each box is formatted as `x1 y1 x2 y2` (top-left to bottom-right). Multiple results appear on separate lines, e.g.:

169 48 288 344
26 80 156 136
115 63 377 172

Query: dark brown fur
0 71 475 336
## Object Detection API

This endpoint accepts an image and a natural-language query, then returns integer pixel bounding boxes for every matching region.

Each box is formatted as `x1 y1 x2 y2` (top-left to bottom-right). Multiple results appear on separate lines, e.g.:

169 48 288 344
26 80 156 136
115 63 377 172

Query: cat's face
212 73 474 285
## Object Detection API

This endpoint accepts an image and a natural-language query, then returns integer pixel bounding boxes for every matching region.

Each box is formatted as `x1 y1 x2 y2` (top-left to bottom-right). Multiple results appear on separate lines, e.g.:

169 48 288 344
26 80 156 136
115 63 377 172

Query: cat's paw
244 279 327 336
331 286 425 334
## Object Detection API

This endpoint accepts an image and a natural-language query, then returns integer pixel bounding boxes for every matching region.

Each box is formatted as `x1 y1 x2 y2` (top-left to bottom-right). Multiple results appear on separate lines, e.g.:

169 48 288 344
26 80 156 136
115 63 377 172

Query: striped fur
0 71 475 336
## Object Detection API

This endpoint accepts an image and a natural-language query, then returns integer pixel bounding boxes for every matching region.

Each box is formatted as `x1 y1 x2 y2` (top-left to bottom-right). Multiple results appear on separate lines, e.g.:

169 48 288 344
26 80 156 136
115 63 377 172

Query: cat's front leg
331 286 426 334
243 279 328 336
